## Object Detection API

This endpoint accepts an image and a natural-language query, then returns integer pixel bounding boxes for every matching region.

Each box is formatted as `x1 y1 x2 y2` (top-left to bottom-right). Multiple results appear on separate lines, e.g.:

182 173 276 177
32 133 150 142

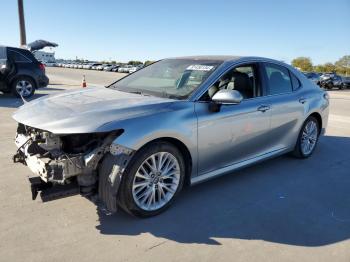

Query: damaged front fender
98 147 134 213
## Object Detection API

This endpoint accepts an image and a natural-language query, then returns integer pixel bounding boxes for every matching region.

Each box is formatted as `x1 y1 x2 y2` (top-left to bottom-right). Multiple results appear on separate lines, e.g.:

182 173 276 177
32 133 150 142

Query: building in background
33 50 56 64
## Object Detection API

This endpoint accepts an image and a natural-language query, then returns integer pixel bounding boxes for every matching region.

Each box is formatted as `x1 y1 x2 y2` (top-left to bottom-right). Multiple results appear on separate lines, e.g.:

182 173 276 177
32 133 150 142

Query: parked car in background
95 64 107 70
0 46 49 98
102 64 113 71
82 63 90 69
104 64 120 72
91 63 102 70
12 56 329 217
128 64 143 73
341 76 350 89
320 73 344 89
111 65 121 72
304 72 320 86
118 65 133 73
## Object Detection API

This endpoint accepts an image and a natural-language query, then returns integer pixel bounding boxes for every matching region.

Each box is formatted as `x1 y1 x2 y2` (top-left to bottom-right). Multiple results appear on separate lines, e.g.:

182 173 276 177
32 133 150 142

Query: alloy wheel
132 152 180 211
16 80 33 97
301 120 318 155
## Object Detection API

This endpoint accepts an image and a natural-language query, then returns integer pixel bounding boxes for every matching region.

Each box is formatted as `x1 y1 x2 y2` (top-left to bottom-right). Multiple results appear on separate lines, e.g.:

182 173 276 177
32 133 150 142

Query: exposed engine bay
13 123 128 203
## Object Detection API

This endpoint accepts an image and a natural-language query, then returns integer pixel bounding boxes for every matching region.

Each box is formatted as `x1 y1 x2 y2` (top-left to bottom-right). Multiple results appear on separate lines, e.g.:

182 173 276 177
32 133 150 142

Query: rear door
261 62 305 150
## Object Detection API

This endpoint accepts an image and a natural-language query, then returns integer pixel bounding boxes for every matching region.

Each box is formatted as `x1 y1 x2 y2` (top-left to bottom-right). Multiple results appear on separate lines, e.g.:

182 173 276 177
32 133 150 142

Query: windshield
110 59 222 99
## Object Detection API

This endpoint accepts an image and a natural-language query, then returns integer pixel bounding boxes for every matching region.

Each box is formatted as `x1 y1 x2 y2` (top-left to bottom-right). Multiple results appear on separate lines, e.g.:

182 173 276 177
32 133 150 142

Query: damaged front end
13 123 124 202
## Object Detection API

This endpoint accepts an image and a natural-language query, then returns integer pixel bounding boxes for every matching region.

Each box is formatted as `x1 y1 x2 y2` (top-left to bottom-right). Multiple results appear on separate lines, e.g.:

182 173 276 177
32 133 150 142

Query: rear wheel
118 141 185 217
11 77 35 98
292 116 320 158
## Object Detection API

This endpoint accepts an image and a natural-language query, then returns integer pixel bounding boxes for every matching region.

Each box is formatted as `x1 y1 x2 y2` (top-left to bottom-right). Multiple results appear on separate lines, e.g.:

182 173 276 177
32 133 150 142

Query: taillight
39 63 45 72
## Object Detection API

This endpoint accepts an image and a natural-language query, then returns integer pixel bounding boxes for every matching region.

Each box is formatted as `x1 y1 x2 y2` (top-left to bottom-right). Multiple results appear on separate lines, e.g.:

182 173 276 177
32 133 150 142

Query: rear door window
263 63 293 95
8 50 31 63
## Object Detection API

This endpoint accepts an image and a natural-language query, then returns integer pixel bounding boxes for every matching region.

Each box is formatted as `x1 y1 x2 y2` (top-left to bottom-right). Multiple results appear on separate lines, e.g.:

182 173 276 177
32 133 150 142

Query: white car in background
103 64 117 71
102 64 113 71
118 65 133 73
91 63 102 70
96 64 108 70
128 65 143 73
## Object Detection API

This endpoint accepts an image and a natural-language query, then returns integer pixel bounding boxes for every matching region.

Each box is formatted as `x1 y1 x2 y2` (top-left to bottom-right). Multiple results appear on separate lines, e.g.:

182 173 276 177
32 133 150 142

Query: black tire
11 76 36 98
292 116 320 158
117 141 186 217
327 83 333 90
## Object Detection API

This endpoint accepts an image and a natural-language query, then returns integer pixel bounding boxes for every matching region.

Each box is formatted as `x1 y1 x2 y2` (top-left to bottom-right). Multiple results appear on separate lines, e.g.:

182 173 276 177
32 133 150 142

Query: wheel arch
307 112 323 134
10 74 38 89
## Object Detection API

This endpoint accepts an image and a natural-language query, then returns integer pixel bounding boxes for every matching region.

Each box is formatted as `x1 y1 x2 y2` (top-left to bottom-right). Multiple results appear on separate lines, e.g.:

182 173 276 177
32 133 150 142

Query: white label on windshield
186 65 214 71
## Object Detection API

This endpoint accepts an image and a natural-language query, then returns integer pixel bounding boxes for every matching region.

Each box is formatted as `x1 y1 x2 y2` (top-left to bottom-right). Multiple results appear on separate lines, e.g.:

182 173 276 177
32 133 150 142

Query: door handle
257 105 270 112
299 97 307 104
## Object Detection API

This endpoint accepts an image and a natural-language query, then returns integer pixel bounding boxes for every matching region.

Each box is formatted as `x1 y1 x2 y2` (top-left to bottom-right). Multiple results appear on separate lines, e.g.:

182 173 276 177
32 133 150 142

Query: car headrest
230 71 251 91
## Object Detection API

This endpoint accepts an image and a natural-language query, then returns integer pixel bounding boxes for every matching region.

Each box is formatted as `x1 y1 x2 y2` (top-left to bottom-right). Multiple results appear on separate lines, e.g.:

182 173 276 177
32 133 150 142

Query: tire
117 141 186 217
11 76 35 98
292 116 320 158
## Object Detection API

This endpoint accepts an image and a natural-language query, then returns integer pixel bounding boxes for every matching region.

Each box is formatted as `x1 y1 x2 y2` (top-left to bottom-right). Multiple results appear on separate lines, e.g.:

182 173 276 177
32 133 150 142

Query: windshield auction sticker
186 65 214 71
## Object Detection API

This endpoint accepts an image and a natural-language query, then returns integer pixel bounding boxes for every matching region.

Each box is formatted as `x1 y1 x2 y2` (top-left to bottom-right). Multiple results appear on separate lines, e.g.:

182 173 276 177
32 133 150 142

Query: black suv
0 46 49 98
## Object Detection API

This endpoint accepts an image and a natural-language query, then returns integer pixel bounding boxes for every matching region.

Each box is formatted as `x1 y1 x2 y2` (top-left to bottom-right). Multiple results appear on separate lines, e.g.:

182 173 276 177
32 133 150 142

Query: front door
195 63 274 176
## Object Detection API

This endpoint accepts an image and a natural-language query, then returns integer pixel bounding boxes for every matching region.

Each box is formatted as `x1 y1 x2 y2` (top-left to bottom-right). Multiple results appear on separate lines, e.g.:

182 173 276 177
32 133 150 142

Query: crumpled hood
12 87 174 134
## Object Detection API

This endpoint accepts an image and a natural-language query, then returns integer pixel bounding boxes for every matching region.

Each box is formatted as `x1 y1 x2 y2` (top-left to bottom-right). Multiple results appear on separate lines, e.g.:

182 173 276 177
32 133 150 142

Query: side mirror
212 89 243 104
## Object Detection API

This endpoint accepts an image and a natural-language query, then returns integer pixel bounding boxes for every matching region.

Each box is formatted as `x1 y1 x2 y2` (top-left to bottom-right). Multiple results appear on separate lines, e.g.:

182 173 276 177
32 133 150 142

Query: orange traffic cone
82 75 87 88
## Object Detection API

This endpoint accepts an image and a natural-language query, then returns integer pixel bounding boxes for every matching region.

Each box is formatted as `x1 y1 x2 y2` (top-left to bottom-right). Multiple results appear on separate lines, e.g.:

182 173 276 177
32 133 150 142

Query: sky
0 0 349 64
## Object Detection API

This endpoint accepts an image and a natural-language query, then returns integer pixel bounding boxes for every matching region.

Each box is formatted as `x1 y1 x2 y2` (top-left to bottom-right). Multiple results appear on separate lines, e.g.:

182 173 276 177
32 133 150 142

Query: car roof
166 55 288 65
169 55 242 61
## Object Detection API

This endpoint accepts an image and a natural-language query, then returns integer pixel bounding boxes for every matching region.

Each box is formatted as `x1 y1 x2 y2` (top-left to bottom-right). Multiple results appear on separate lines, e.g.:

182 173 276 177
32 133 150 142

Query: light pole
18 0 27 46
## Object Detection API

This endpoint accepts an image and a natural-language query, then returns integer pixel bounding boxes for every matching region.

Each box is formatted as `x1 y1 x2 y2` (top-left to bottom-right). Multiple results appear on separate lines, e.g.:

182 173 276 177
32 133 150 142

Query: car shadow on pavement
0 88 65 108
96 135 350 246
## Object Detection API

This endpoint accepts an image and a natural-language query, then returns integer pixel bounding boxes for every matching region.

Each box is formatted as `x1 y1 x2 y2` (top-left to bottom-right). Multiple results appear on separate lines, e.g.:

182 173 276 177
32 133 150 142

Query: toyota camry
12 56 329 217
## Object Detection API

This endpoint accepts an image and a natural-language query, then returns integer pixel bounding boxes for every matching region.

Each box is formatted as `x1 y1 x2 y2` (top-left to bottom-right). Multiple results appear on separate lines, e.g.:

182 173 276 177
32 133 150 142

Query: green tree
144 60 155 66
128 60 143 66
291 57 313 72
323 62 336 73
313 65 325 73
335 55 350 68
335 55 350 76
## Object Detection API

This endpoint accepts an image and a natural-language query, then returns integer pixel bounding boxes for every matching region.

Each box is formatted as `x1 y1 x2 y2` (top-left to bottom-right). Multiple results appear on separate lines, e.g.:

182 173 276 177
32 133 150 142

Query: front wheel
326 83 333 90
292 116 320 158
118 141 185 217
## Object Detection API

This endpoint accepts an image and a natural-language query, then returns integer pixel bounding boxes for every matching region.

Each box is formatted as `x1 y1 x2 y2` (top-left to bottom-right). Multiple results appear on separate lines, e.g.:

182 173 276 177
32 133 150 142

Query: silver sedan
12 56 329 217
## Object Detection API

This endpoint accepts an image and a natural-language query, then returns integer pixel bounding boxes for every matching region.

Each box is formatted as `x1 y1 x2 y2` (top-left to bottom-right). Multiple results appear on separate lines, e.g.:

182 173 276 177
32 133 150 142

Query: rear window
8 50 31 63
290 72 301 90
263 63 293 95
